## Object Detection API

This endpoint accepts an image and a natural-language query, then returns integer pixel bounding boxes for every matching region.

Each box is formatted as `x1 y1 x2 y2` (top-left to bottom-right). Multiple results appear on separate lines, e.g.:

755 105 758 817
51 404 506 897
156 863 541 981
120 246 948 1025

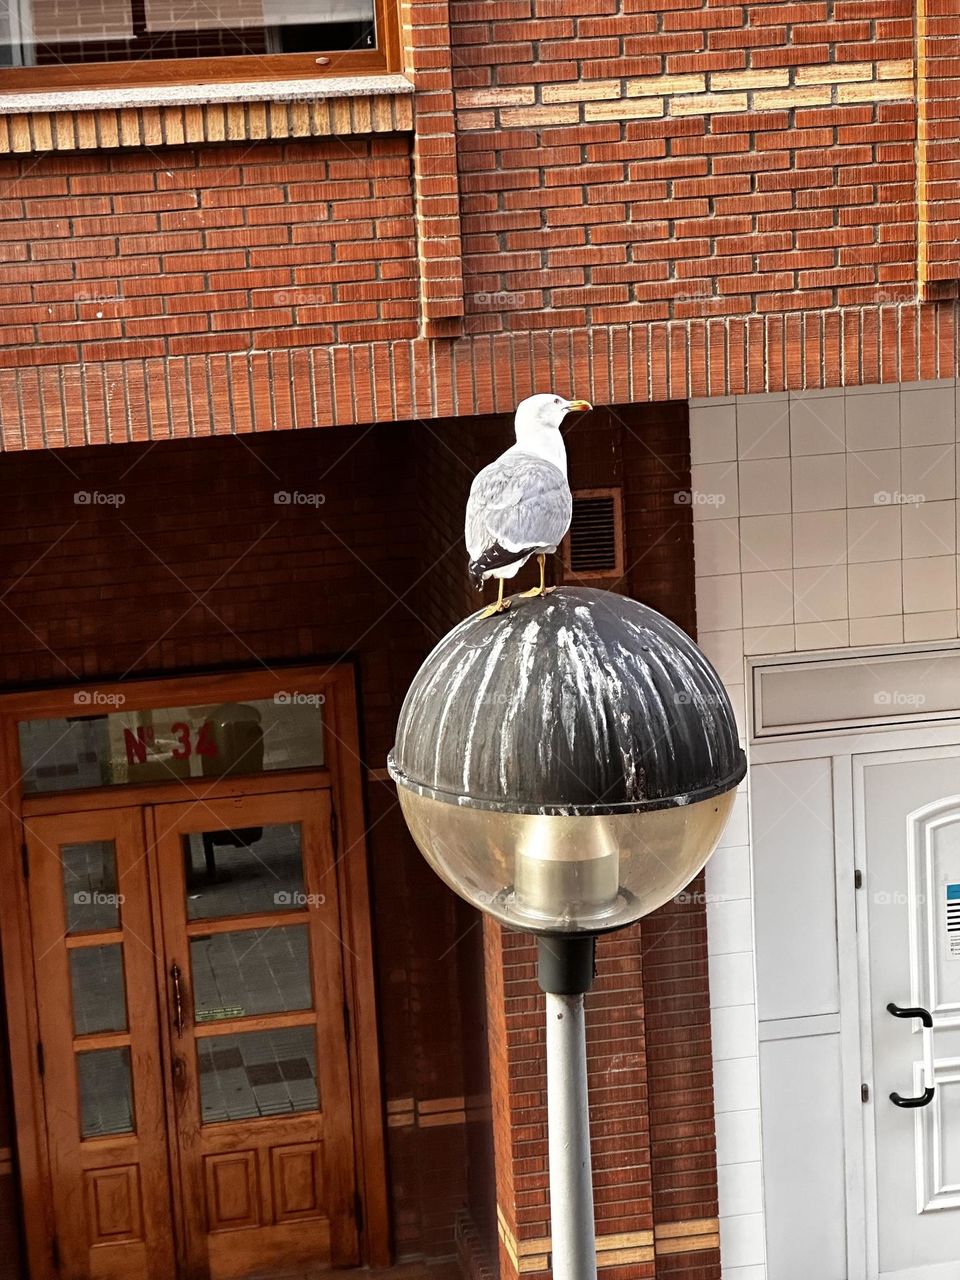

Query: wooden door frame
0 663 390 1279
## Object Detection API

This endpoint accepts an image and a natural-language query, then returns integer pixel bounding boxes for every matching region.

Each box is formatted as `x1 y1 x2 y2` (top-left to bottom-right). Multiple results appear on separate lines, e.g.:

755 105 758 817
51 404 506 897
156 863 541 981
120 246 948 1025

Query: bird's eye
554 397 561 404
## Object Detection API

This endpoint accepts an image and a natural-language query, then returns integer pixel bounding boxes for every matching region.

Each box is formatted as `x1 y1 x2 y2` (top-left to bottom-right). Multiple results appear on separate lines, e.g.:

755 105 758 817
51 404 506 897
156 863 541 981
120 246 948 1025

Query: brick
670 92 748 115
752 84 833 108
836 78 914 102
456 87 536 107
499 105 581 125
710 68 789 91
626 73 706 96
584 99 666 121
542 80 621 102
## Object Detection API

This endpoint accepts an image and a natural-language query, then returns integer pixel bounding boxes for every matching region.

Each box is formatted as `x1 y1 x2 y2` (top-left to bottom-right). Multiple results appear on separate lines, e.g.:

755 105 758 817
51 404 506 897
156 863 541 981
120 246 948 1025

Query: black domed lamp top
388 587 746 815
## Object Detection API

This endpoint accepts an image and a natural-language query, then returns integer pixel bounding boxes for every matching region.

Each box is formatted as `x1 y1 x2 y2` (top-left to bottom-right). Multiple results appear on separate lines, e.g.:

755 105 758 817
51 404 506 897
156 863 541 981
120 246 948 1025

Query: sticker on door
946 882 960 957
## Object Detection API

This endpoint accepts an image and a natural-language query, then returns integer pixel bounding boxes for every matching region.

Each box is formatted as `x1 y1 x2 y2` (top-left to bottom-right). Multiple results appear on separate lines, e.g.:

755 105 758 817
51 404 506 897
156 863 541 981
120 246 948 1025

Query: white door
860 749 960 1280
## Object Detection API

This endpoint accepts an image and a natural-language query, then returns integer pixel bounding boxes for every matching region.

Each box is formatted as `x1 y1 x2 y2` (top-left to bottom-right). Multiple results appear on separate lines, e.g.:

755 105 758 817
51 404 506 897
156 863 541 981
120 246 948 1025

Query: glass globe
396 787 735 935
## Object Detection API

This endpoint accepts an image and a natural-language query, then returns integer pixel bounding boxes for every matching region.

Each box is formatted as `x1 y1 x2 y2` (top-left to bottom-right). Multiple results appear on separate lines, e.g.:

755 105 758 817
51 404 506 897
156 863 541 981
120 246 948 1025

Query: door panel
152 792 358 1279
25 808 175 1280
861 751 960 1279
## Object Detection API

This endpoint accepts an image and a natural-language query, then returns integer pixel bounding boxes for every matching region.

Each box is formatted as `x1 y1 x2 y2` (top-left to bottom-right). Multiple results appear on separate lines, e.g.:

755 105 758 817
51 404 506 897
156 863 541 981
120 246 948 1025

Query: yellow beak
567 399 593 412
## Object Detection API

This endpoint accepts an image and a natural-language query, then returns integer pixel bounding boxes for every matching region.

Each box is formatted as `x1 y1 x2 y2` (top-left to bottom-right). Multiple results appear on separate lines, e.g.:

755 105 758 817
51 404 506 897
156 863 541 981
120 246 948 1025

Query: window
0 0 396 90
18 696 325 794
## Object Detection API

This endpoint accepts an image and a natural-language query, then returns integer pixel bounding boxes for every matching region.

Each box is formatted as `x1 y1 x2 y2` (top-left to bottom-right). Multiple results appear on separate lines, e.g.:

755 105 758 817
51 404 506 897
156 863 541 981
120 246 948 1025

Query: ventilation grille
562 487 624 580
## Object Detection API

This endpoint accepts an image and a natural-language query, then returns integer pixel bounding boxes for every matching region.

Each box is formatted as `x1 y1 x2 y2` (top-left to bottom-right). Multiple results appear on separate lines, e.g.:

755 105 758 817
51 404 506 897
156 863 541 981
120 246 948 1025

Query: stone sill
0 74 415 153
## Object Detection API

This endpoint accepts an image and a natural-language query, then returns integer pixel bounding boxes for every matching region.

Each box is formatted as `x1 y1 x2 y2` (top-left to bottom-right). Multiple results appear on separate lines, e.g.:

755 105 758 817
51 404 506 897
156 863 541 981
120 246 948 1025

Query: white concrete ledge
0 73 414 116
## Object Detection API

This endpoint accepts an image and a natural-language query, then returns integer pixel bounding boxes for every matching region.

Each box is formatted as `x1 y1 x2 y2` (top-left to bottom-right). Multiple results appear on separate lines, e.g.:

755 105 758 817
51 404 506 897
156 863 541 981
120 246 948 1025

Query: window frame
0 0 399 91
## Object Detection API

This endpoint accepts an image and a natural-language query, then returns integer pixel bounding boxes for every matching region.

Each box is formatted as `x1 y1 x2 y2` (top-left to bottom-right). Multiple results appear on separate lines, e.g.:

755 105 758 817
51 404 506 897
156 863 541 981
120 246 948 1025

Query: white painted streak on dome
537 666 554 776
556 620 608 763
428 639 480 784
415 635 464 710
554 625 581 756
499 617 542 792
627 644 678 783
411 637 463 737
611 640 649 801
462 624 512 791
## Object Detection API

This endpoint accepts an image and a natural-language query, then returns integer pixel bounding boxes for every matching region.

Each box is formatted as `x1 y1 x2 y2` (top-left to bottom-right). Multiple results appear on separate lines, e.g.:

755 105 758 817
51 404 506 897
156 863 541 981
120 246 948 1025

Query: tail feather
468 540 538 589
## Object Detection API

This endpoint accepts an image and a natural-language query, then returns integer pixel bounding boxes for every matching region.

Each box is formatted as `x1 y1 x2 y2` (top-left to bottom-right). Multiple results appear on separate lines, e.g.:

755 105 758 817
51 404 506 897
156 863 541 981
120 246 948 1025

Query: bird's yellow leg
479 576 512 618
519 554 555 598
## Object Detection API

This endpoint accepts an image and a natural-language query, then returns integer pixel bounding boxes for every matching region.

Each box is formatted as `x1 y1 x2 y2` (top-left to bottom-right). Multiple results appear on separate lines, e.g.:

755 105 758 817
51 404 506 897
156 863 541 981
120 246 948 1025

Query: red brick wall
451 0 916 329
0 137 418 373
0 0 952 443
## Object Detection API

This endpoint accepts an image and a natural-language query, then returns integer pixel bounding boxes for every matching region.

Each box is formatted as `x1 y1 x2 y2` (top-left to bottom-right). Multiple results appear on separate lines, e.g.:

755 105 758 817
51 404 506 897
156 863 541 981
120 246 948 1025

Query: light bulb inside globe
514 815 621 926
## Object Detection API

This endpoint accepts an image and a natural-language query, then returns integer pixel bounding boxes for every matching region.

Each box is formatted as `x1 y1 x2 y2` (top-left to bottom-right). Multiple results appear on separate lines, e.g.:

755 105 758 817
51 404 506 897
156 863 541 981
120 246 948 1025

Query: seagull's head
515 393 593 435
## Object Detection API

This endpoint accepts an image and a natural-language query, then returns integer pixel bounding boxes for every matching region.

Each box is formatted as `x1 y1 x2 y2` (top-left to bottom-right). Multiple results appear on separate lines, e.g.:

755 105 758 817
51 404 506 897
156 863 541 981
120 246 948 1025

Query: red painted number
163 721 219 762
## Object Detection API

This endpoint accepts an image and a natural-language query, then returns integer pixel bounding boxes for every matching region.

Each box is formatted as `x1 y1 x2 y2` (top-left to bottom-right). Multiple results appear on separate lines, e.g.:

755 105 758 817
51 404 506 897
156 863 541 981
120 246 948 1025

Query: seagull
465 393 593 618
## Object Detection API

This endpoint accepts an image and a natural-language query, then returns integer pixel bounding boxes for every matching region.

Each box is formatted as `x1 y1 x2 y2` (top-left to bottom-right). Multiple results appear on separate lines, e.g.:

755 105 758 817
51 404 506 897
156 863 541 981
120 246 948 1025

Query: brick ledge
0 303 955 450
0 76 414 153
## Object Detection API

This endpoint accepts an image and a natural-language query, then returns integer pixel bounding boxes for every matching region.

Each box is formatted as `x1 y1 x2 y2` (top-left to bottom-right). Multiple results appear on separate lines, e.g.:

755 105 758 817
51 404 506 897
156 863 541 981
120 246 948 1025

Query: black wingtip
468 540 538 590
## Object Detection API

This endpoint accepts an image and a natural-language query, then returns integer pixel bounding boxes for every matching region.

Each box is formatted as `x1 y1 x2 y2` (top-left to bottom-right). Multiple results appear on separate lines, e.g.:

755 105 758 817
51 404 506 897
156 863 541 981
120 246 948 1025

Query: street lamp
388 586 745 1280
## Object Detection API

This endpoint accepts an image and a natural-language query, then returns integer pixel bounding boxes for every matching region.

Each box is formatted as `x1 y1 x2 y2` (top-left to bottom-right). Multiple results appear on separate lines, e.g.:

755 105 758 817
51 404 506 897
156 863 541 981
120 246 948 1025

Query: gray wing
465 452 572 560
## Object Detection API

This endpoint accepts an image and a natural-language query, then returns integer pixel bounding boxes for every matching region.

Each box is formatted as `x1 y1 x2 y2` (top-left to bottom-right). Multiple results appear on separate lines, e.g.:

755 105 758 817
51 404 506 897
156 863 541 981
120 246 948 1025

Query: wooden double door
24 788 359 1280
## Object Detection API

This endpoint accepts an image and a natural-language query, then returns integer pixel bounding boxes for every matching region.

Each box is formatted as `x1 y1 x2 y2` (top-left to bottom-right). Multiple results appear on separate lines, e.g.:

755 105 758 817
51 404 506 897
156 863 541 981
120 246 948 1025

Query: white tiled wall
691 378 960 1278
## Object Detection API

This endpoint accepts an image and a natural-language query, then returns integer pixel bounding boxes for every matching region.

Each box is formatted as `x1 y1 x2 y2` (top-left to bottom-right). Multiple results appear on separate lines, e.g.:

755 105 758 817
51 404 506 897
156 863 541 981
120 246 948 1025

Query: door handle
887 1002 936 1108
170 962 185 1039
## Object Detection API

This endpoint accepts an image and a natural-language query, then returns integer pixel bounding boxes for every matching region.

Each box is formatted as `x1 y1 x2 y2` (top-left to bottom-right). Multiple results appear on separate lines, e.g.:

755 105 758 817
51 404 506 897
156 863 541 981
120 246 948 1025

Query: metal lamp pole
538 934 598 1280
